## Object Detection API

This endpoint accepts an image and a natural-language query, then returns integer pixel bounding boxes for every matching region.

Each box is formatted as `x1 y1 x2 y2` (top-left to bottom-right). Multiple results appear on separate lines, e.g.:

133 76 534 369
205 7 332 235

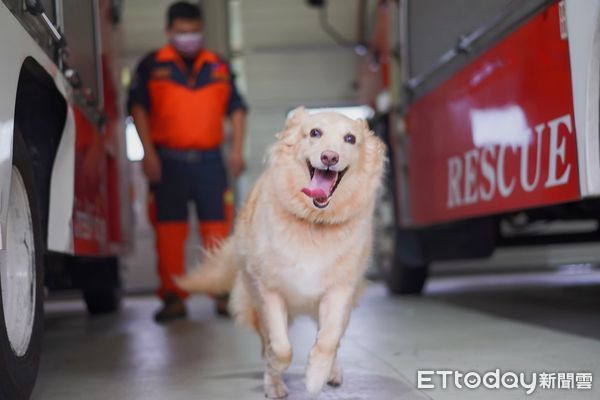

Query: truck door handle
64 68 82 89
25 0 67 48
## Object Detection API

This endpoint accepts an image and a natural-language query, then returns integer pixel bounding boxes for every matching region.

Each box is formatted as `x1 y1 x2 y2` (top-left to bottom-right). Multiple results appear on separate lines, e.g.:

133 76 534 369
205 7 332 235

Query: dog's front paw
305 355 333 396
264 373 289 399
327 361 343 387
265 382 288 399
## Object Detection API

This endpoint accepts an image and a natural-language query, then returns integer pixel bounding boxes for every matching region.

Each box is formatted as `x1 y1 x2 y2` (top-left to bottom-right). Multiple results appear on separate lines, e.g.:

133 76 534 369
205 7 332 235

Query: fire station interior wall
119 0 360 291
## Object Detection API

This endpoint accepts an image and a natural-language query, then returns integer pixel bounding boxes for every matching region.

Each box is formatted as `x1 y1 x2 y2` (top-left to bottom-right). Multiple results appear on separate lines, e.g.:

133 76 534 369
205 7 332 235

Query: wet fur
176 108 386 398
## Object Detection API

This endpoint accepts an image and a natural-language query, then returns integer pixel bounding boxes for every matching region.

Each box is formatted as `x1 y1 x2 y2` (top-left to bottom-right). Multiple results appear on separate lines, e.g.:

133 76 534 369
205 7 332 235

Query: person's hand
143 147 162 183
228 148 246 180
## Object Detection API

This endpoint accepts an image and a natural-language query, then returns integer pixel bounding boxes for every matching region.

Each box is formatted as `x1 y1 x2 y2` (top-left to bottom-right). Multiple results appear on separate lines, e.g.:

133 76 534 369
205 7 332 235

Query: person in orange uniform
128 1 247 323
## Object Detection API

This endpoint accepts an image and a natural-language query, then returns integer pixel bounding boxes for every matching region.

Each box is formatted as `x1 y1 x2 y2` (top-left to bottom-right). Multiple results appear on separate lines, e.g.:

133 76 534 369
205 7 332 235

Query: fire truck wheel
83 287 121 315
386 230 429 295
0 132 44 400
386 262 429 295
80 257 122 315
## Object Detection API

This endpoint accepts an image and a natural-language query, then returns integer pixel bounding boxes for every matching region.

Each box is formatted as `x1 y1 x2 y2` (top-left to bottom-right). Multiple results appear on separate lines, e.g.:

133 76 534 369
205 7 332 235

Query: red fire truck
382 0 600 294
0 0 131 397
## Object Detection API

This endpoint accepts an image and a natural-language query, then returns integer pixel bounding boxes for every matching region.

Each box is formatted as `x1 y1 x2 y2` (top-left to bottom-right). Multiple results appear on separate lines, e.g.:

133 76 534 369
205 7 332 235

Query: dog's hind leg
260 290 292 399
305 286 353 396
253 311 268 359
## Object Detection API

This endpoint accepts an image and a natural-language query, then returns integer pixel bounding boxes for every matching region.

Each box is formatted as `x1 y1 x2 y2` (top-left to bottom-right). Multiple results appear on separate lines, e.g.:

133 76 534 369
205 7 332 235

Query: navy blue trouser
148 147 233 298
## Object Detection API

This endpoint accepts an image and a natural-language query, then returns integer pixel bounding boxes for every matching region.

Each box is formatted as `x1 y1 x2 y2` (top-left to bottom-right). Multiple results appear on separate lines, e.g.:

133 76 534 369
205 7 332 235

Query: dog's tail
175 237 238 295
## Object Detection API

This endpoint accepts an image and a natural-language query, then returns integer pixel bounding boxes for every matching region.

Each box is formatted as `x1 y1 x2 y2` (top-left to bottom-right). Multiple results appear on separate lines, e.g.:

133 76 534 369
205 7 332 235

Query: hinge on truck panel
559 0 568 40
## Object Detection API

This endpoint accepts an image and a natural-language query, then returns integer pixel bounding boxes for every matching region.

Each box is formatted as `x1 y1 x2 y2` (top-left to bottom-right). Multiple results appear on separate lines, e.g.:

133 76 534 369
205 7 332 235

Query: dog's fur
176 107 386 398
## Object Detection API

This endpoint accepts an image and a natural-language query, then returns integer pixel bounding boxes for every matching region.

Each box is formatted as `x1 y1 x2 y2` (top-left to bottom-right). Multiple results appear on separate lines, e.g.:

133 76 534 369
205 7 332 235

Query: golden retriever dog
176 107 386 398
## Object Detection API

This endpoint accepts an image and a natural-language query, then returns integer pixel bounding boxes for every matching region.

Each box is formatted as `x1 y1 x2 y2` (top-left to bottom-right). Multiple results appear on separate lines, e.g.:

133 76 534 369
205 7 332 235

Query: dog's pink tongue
302 170 335 199
301 187 327 199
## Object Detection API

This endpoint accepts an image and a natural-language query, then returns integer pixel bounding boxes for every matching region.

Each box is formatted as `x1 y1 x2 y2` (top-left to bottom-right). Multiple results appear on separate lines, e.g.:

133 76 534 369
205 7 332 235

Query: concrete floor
32 272 600 400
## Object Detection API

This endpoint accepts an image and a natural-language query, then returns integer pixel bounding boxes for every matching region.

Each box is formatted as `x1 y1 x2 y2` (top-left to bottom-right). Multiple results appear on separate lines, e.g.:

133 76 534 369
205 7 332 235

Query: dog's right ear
285 106 308 126
276 106 308 145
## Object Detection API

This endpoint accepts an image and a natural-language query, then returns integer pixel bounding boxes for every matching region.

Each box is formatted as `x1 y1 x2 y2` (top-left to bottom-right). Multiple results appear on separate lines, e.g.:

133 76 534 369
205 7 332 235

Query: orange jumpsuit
128 44 246 299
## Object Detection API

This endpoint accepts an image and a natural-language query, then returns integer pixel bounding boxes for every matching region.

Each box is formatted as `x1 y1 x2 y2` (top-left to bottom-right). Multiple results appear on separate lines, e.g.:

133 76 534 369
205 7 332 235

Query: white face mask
171 32 204 57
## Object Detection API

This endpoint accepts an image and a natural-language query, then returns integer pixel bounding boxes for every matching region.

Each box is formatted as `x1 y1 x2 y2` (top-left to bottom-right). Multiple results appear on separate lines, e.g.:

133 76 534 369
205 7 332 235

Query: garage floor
32 271 600 400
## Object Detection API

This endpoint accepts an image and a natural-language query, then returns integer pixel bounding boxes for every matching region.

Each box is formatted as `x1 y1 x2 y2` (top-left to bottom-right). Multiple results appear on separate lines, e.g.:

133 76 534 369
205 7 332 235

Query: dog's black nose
321 150 339 167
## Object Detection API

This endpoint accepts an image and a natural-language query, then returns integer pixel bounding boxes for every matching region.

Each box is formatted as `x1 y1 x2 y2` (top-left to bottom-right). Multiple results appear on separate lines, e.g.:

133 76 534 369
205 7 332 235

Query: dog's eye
310 128 322 138
344 133 356 144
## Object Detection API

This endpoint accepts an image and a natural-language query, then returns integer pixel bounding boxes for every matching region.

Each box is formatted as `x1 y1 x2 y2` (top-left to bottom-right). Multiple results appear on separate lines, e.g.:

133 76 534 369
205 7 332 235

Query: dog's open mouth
301 161 347 208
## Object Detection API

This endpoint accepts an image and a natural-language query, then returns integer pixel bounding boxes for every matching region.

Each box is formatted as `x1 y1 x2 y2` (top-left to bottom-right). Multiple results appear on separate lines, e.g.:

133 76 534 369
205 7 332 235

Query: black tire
386 262 428 295
0 132 44 400
68 257 121 315
386 229 429 295
83 287 121 315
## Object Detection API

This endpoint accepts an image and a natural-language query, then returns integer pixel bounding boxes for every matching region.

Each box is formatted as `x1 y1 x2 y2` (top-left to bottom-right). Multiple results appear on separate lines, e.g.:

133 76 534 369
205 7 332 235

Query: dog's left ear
364 129 387 175
357 118 369 131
